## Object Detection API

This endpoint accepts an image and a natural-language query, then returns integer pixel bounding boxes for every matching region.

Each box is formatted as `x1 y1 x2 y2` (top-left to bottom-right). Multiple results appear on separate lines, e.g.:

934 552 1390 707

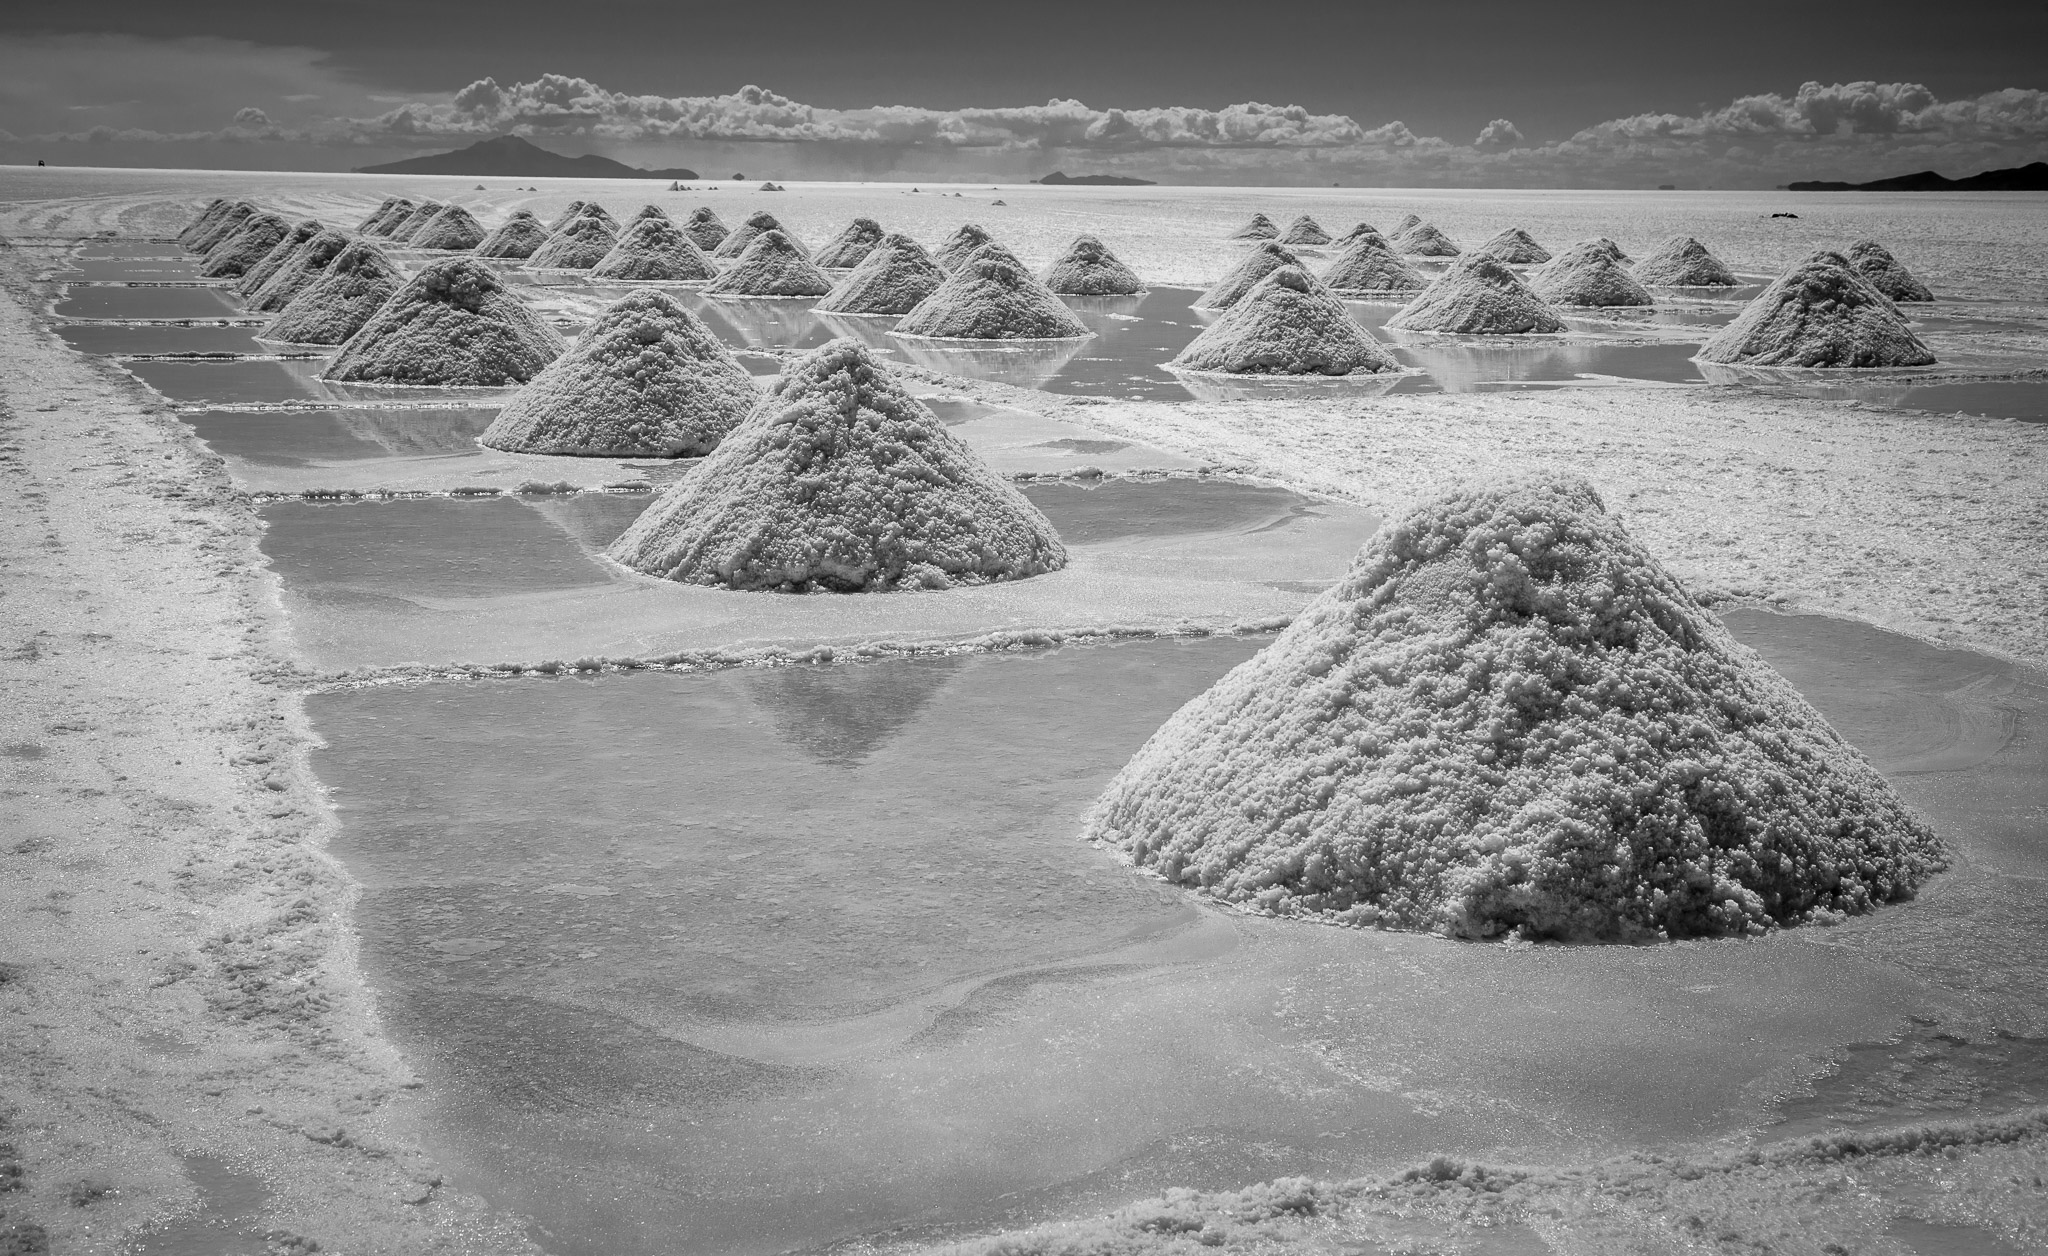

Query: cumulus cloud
1474 119 1524 148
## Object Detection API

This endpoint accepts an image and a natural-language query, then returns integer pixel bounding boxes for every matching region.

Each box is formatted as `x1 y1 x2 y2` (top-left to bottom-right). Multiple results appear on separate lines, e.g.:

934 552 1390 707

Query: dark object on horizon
1788 161 2048 192
1037 170 1159 187
733 173 745 180
353 135 698 180
1657 184 1676 190
1771 212 1800 219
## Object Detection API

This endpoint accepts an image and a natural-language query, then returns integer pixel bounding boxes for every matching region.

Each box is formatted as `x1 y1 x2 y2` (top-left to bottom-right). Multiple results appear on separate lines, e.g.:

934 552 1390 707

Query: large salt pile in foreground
481 288 755 456
1087 475 1944 942
1230 213 1279 240
1633 236 1737 286
1698 250 1936 368
1320 232 1425 294
411 204 487 251
1846 240 1934 302
703 230 834 296
1193 241 1307 310
1385 253 1565 333
812 233 946 315
814 218 886 268
893 253 1090 339
200 212 293 278
606 338 1066 591
715 211 804 259
1041 234 1144 295
590 217 718 281
322 257 566 385
235 219 322 296
188 202 256 253
682 207 729 251
1171 266 1400 376
526 215 620 270
248 229 351 313
1393 220 1462 257
1280 215 1332 245
474 211 550 259
178 199 234 248
265 241 403 345
1529 240 1653 307
1476 227 1552 264
932 223 996 271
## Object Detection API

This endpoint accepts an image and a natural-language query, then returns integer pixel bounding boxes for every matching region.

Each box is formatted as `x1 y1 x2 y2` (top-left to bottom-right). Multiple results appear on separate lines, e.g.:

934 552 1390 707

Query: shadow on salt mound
1042 234 1144 296
814 233 945 315
1633 236 1737 287
413 204 487 251
892 254 1091 341
1170 266 1401 377
236 219 321 296
321 256 566 386
262 240 403 346
1193 241 1309 310
589 217 718 282
1086 474 1945 943
475 211 550 260
1229 213 1278 240
681 206 729 251
526 216 619 271
1279 215 1331 245
1385 253 1564 334
1846 240 1935 302
1697 250 1935 368
1474 226 1551 265
1528 240 1653 308
714 211 806 260
932 223 998 272
703 230 834 297
247 228 350 313
200 212 291 278
1320 232 1425 295
605 338 1067 592
814 218 885 268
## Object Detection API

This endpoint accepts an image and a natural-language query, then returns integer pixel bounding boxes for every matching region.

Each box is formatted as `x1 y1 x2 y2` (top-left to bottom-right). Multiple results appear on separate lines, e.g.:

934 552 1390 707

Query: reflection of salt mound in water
715 211 804 259
1698 250 1935 368
1633 236 1737 286
188 202 256 252
932 223 996 272
1475 226 1551 264
481 288 755 456
475 211 550 259
248 229 351 313
703 230 834 296
412 205 487 251
744 655 965 766
236 219 322 296
1172 266 1399 376
323 257 566 385
178 198 234 248
682 207 729 251
1041 234 1144 295
388 201 448 243
1279 215 1332 245
526 216 620 271
1385 253 1565 333
357 196 409 235
1528 240 1653 307
894 253 1090 339
606 339 1066 591
1087 474 1944 941
1394 221 1461 257
1320 232 1425 294
589 217 718 281
266 241 403 345
887 335 1087 391
1846 240 1934 302
1230 213 1278 240
814 233 946 314
200 212 292 278
814 218 885 268
1194 241 1307 310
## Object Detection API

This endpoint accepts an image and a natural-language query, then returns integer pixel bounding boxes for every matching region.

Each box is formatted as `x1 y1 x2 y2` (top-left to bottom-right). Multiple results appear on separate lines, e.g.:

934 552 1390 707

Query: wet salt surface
55 284 242 320
57 256 203 282
187 407 501 467
56 321 272 356
1752 377 2048 424
1886 1216 2028 1256
130 1154 271 1256
123 357 515 408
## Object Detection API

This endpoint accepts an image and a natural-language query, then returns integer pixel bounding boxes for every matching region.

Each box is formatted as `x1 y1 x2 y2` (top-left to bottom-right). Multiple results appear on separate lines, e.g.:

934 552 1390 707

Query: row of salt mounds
322 257 566 385
894 252 1090 339
1041 234 1143 296
715 211 806 259
1170 266 1400 377
1194 241 1311 309
412 204 487 251
1528 240 1653 308
1279 215 1331 245
1475 226 1551 265
590 216 718 282
177 198 235 249
357 196 411 235
1230 213 1278 240
386 200 448 242
1698 249 1935 368
703 230 833 297
526 213 618 271
812 233 945 315
1385 253 1564 334
932 223 997 271
814 218 885 268
474 211 550 259
682 206 729 251
1392 218 1461 257
235 219 322 296
265 241 403 345
606 339 1067 592
187 201 256 253
1320 231 1425 294
1846 240 1934 302
481 289 755 456
247 229 351 313
200 212 293 278
1633 236 1736 286
1085 475 1944 942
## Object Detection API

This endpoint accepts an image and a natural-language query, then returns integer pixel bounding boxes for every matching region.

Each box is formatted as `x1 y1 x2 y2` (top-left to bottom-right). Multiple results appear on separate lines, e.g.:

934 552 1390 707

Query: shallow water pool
184 408 501 467
55 283 244 320
56 321 274 357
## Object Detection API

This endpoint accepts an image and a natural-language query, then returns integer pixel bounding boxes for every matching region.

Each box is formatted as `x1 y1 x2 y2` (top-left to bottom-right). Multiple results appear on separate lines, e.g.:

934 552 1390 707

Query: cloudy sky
1 0 2044 186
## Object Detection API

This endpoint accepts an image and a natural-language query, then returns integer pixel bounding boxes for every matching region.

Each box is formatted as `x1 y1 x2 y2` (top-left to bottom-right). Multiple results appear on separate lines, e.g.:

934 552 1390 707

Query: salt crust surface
1172 266 1399 376
814 217 885 268
525 215 619 271
1320 233 1425 294
1529 240 1654 308
1394 221 1462 257
473 211 550 259
933 223 996 271
1041 234 1145 295
1195 241 1310 310
1386 253 1565 334
247 228 350 313
1280 215 1332 245
893 253 1091 339
1088 475 1942 941
589 217 718 282
411 204 486 251
1847 239 1935 302
322 256 566 385
702 229 834 296
1475 226 1552 265
264 240 402 345
1231 213 1278 240
234 219 321 296
606 338 1066 591
186 201 254 252
682 206 729 251
1634 235 1738 286
812 232 945 315
1698 250 1936 368
480 288 755 456
199 211 291 278
715 211 804 259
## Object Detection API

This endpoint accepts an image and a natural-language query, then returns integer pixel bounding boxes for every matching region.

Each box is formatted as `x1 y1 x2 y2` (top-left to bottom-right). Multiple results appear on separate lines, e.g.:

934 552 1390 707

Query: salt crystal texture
1171 266 1400 376
682 207 729 251
188 202 256 252
1528 241 1653 308
200 212 292 278
411 204 487 251
1194 241 1309 310
932 223 996 271
702 230 834 297
1393 221 1462 257
1697 250 1936 368
474 211 551 259
813 233 946 315
1280 215 1332 245
715 211 805 260
589 217 718 282
526 216 620 271
1230 213 1279 240
265 241 404 345
814 218 886 268
1385 253 1565 334
1475 227 1552 265
481 288 755 456
1320 233 1425 294
893 253 1090 339
247 229 351 313
235 219 322 296
606 338 1066 591
1633 236 1738 287
323 256 566 385
1086 474 1944 942
1041 234 1144 296
1845 241 1934 302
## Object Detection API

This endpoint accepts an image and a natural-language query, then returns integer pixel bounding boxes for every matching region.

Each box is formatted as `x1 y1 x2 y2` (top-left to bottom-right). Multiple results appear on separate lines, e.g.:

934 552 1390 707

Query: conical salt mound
474 211 550 259
932 223 996 271
1845 240 1934 302
606 339 1067 591
247 229 352 313
480 288 755 456
178 199 234 248
715 211 804 259
1698 250 1935 368
1385 253 1565 334
1633 236 1737 286
630 204 672 225
546 201 593 233
526 216 620 270
1171 266 1400 376
1475 227 1551 265
200 212 293 278
265 241 403 345
589 217 718 281
358 196 409 234
1582 237 1631 264
1528 240 1653 307
188 201 256 253
813 233 946 315
1394 221 1461 257
322 257 566 385
1193 241 1307 310
814 218 885 268
703 230 834 296
1041 234 1143 296
1230 213 1279 240
1320 233 1426 294
893 253 1089 339
412 204 486 251
236 219 322 296
1279 215 1332 245
388 200 448 243
1085 474 1944 942
1334 221 1380 245
682 207 729 251
1389 213 1422 238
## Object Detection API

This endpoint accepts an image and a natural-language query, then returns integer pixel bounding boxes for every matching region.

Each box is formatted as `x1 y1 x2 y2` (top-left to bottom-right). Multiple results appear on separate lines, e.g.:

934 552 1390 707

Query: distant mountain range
1036 170 1157 186
1788 160 2048 192
355 136 699 180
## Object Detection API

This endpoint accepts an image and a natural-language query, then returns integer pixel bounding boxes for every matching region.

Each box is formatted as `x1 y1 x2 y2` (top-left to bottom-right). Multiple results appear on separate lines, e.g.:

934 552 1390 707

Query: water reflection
1386 335 1704 391
690 295 839 354
742 655 967 767
1169 370 1406 404
183 408 500 467
888 335 1089 392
